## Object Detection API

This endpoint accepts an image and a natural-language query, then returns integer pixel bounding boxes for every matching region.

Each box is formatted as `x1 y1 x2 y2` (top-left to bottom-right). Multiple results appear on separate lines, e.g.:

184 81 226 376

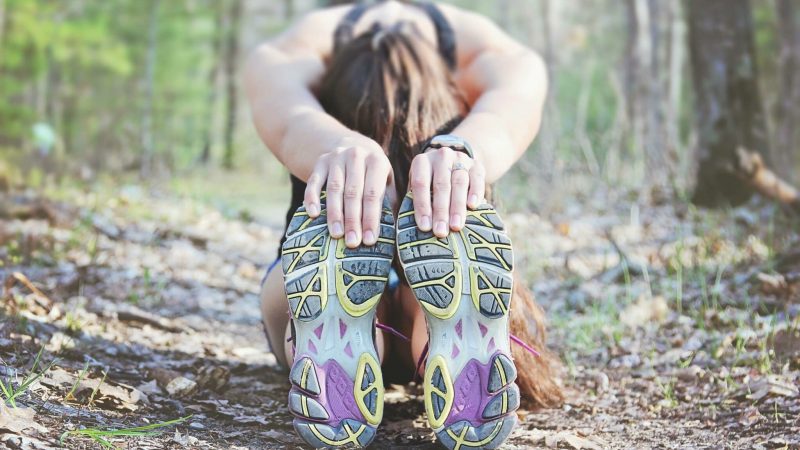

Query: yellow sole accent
287 265 328 320
354 353 384 426
308 422 366 446
460 227 512 271
410 263 462 319
300 359 312 389
283 229 330 273
424 355 454 430
445 421 503 449
335 262 386 317
468 266 512 317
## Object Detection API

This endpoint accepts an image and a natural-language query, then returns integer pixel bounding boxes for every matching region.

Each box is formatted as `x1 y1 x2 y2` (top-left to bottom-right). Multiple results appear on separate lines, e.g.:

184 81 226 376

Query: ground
0 179 798 449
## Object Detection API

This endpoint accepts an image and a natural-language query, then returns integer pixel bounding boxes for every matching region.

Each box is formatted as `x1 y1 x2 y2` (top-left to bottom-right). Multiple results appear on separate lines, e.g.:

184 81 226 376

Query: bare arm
407 5 547 237
443 5 548 183
244 9 392 248
243 9 380 182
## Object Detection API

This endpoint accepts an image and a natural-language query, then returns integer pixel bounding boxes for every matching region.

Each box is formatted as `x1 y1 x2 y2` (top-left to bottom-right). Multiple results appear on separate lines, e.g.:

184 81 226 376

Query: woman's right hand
303 142 393 249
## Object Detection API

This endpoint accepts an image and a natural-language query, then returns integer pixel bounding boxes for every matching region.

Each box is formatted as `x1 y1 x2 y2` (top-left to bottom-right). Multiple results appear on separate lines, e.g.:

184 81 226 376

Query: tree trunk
624 0 669 184
141 0 160 178
0 0 6 56
284 0 295 20
666 0 685 154
686 0 794 208
200 4 224 165
774 0 800 184
222 0 242 170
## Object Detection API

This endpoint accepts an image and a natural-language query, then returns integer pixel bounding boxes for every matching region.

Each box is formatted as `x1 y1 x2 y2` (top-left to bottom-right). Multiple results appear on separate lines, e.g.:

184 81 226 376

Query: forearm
452 50 547 183
452 97 540 183
245 43 377 182
272 107 377 182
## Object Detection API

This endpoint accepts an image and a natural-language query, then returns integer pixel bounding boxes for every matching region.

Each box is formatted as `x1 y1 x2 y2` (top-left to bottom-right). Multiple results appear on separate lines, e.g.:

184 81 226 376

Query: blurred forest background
1 0 798 214
1 1 798 449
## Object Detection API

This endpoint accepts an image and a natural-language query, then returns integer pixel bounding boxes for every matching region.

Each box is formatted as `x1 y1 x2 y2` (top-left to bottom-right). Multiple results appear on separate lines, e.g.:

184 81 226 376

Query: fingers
325 161 346 239
303 157 328 218
467 163 485 210
431 149 453 238
343 149 366 248
409 155 433 231
449 158 470 231
362 154 389 246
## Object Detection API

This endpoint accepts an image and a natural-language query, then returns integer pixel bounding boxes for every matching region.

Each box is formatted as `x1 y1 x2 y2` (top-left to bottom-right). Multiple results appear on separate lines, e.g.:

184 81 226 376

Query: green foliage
0 0 222 170
0 345 58 408
60 415 192 449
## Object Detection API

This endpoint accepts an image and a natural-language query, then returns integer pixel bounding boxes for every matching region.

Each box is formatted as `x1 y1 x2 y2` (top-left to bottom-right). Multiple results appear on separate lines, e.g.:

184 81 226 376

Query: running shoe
396 193 519 450
281 192 394 448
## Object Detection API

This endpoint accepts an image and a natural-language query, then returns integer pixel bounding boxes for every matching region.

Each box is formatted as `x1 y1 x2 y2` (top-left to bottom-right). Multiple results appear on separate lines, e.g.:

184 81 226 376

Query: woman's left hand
408 147 485 238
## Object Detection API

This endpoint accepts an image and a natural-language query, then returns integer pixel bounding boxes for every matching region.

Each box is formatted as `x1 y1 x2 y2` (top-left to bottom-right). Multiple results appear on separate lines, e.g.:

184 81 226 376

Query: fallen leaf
149 368 197 398
734 375 799 402
39 367 145 411
738 406 762 427
195 365 230 392
523 428 605 450
0 407 48 434
620 295 668 329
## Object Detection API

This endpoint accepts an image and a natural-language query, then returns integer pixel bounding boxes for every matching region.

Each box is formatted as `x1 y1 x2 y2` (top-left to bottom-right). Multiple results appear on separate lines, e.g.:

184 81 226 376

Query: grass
0 345 57 408
656 377 678 408
60 415 192 449
88 369 108 407
64 362 90 403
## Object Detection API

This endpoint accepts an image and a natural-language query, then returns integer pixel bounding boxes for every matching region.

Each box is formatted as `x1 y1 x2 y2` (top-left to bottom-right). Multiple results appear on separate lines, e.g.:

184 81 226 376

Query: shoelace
414 334 540 381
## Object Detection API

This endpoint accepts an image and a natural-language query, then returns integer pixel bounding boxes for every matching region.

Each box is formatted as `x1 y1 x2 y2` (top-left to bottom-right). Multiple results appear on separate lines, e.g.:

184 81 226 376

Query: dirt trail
0 187 798 449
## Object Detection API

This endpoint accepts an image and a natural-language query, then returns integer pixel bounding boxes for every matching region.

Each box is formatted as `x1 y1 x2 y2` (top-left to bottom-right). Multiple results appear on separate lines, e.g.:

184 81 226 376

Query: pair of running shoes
281 192 520 449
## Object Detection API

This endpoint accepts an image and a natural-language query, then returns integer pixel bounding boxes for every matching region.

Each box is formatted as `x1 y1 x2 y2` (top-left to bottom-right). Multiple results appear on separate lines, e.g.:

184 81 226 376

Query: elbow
243 42 280 94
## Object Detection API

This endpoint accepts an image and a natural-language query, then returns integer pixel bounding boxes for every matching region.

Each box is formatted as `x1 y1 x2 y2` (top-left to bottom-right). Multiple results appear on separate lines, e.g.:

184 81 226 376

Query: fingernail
434 221 448 236
451 214 461 228
468 194 478 207
346 231 358 247
307 203 319 216
419 215 431 230
364 230 376 245
332 222 344 237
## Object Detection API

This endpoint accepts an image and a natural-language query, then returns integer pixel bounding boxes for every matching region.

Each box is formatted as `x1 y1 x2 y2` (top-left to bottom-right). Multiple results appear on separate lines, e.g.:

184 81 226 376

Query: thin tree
200 3 224 165
284 0 295 20
0 0 6 56
222 0 242 170
774 0 800 184
141 0 160 178
686 0 798 209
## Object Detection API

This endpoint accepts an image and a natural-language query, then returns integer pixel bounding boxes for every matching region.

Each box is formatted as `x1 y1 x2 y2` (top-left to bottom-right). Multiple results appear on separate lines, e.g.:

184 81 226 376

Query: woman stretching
245 1 562 448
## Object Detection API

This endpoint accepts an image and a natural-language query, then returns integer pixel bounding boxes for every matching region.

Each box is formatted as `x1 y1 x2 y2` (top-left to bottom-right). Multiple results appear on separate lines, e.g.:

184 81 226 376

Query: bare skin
247 1 547 371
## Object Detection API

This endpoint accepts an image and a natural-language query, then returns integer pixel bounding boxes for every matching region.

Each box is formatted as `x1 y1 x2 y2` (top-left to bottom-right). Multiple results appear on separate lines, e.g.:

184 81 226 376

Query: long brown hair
318 23 464 199
317 22 564 408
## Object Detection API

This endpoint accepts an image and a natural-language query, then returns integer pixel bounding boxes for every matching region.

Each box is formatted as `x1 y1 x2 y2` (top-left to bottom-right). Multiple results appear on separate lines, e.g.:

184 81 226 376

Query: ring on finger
451 162 468 172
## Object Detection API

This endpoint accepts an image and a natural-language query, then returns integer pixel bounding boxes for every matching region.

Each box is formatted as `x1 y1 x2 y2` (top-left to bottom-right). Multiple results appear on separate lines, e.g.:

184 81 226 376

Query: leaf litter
0 184 798 448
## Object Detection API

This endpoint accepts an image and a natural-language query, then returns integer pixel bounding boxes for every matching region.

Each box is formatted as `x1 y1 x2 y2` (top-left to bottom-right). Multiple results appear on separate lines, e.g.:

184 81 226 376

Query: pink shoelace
414 334 540 381
286 317 538 381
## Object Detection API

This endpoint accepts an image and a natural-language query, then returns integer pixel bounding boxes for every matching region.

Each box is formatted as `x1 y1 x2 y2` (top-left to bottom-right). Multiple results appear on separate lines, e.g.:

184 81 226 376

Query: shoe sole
396 193 519 450
281 192 394 448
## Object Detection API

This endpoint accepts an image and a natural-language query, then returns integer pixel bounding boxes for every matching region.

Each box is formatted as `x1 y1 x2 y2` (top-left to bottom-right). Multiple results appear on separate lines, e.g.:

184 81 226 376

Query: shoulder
267 4 353 57
434 3 528 58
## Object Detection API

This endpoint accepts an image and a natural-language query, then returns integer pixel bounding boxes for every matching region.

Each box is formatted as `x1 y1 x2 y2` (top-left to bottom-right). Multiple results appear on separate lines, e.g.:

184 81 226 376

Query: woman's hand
304 143 393 248
409 147 486 238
